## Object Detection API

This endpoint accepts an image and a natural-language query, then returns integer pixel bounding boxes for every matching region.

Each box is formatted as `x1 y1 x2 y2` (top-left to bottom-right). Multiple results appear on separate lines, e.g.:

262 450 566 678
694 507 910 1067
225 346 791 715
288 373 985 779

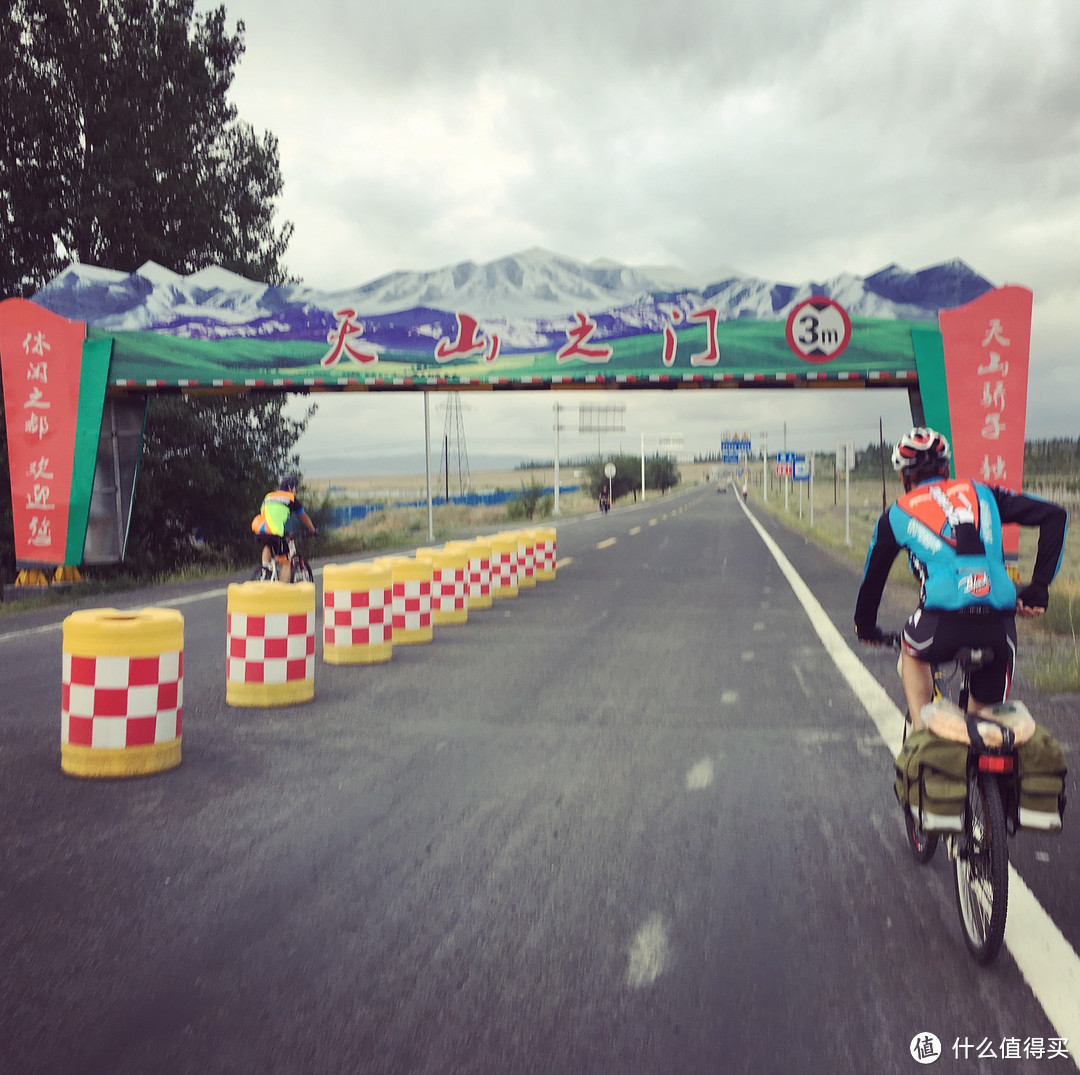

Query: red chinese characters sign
938 285 1032 562
0 299 87 565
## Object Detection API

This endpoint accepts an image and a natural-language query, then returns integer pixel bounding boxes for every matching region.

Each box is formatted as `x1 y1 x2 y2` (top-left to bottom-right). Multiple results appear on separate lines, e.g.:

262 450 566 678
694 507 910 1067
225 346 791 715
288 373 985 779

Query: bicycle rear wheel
953 771 1009 965
904 809 939 864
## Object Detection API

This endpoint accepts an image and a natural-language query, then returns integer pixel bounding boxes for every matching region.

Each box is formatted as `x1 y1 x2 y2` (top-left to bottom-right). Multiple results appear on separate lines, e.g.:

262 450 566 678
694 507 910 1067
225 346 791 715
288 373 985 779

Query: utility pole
640 433 646 501
552 401 564 516
761 431 768 502
424 392 434 541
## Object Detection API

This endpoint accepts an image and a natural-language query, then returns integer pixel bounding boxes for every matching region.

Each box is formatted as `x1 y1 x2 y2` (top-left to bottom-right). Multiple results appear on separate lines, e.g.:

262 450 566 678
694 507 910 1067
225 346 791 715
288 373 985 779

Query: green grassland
753 473 1079 693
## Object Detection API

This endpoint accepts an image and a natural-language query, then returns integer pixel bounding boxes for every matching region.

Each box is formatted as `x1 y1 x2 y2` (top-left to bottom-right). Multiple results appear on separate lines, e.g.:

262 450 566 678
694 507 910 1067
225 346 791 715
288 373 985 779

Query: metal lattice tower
437 393 471 498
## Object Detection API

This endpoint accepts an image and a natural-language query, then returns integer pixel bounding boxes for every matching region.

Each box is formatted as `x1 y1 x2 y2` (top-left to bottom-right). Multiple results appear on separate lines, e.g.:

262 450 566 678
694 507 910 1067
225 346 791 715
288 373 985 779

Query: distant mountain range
33 248 996 342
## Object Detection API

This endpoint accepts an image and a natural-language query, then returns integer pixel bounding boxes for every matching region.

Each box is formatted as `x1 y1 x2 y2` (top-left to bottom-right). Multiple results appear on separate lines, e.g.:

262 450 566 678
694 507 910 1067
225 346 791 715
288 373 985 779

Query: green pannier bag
1016 725 1067 833
894 728 968 833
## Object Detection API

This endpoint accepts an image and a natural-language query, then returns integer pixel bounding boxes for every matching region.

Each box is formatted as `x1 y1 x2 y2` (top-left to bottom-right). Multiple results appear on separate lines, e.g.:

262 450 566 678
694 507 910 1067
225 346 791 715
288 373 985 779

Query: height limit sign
785 296 852 362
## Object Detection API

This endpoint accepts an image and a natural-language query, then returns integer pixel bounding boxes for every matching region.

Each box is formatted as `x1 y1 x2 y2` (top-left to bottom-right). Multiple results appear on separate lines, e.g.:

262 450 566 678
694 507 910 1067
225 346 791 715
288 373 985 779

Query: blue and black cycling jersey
855 478 1067 632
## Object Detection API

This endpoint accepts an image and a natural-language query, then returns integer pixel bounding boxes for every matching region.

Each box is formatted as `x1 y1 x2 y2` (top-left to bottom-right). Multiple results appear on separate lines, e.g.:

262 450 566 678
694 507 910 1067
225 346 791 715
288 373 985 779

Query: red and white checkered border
62 650 184 749
227 610 315 685
322 586 393 648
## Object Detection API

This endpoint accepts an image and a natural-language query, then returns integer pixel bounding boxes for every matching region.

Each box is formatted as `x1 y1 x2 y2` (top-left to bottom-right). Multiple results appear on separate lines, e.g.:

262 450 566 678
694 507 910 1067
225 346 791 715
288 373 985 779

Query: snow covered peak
32 248 996 331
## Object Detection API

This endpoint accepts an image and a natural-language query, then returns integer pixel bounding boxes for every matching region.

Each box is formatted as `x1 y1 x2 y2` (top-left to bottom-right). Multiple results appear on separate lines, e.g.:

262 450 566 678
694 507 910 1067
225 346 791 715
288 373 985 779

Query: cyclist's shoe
257 564 273 581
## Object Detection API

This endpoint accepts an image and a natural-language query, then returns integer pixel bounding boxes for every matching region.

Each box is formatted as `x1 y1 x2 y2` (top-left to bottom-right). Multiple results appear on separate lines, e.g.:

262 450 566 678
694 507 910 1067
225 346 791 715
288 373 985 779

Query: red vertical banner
938 285 1032 564
0 299 87 566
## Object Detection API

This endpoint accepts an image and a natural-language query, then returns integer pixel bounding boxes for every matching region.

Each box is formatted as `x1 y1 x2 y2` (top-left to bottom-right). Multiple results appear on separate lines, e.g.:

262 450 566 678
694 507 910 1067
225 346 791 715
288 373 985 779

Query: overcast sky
195 0 1080 477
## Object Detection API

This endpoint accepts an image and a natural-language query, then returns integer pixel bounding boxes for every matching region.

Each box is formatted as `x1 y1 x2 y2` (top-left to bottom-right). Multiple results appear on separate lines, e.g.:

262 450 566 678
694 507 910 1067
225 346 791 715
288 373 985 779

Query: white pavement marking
627 914 670 987
629 526 642 535
686 757 715 790
0 587 236 644
739 497 1080 1068
596 538 617 549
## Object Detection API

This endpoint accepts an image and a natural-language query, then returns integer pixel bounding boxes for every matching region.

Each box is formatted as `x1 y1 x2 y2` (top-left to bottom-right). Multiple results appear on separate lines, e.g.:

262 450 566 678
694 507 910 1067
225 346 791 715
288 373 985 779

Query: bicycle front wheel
291 557 314 584
953 771 1009 965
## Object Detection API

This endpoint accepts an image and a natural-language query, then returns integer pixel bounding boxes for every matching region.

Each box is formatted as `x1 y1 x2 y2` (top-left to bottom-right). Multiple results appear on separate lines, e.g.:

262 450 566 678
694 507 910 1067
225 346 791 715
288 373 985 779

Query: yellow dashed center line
597 538 617 549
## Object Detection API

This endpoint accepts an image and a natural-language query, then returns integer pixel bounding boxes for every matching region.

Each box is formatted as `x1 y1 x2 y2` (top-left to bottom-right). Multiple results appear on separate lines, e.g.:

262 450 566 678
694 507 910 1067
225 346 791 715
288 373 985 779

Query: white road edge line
740 497 1080 1066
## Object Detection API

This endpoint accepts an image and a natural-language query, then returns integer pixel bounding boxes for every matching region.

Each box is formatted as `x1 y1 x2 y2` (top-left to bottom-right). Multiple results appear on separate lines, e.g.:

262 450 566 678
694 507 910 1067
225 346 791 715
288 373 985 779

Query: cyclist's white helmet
892 427 950 475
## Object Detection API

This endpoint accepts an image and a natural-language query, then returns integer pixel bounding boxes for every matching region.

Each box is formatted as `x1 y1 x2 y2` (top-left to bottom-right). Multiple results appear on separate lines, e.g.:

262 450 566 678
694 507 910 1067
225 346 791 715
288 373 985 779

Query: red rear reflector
978 754 1014 773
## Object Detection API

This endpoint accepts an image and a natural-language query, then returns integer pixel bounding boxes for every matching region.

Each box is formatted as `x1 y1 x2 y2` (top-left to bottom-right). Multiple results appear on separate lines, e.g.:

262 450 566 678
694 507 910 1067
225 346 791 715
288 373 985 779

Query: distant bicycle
253 533 314 583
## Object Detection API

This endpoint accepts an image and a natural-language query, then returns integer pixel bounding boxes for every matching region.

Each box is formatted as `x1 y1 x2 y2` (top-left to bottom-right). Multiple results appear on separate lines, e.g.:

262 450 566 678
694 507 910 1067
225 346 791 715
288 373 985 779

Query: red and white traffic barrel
530 527 557 580
322 562 393 664
61 607 184 778
377 556 434 644
513 530 537 589
446 539 492 610
488 533 520 599
226 581 316 706
417 547 469 626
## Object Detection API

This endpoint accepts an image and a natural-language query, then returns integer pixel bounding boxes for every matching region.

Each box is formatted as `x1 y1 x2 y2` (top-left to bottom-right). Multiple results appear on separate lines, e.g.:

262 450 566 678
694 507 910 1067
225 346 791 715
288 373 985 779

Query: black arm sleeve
991 488 1069 587
854 510 902 633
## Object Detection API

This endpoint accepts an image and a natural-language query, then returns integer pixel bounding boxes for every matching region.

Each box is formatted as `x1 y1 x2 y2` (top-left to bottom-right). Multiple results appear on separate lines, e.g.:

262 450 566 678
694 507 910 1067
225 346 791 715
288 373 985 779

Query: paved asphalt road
1 486 1077 1075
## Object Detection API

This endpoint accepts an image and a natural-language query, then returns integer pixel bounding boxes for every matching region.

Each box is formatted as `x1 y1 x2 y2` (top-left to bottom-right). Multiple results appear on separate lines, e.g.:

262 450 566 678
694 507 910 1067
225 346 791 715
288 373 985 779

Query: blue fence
329 486 579 529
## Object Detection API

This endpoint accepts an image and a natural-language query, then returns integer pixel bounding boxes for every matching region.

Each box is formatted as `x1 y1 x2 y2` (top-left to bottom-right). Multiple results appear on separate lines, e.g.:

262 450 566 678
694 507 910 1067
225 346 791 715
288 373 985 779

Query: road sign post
837 441 855 544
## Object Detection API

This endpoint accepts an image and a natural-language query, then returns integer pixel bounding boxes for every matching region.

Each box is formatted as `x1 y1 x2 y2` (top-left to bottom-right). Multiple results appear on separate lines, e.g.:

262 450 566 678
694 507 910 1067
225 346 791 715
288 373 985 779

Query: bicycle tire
291 557 314 584
904 808 940 864
252 563 273 581
953 771 1009 965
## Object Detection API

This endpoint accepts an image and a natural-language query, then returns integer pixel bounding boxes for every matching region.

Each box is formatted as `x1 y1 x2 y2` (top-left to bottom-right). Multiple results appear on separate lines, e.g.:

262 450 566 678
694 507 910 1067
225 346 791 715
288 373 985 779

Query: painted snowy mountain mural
29 249 996 390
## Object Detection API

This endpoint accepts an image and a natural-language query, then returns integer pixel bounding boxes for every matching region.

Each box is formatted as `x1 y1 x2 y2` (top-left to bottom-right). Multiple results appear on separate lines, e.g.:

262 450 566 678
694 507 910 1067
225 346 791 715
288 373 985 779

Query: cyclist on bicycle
251 474 317 582
854 427 1068 728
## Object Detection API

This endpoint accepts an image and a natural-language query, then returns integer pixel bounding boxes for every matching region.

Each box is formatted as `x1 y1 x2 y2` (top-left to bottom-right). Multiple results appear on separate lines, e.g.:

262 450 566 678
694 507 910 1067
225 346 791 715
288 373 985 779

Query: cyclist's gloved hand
855 622 885 645
1017 582 1049 610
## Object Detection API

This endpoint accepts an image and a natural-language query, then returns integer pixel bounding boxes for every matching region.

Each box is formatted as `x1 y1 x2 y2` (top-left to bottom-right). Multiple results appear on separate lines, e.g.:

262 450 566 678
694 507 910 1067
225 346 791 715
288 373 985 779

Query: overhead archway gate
0 262 1032 575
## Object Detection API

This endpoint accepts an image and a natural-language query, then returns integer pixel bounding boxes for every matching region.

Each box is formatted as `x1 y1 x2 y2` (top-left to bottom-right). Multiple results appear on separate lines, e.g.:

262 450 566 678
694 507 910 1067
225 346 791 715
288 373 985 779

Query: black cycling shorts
258 534 289 558
902 608 1017 704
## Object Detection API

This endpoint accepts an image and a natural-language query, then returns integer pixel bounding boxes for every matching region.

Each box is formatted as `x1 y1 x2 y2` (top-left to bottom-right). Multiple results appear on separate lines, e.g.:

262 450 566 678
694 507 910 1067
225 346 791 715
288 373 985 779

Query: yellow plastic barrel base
324 640 393 666
226 679 315 708
61 738 182 779
394 625 434 645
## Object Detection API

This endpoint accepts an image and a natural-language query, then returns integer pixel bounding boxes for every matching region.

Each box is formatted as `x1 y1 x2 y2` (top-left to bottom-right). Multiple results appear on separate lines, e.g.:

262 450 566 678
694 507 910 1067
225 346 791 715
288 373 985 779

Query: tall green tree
0 0 301 582
645 456 680 495
124 394 312 577
1 0 293 295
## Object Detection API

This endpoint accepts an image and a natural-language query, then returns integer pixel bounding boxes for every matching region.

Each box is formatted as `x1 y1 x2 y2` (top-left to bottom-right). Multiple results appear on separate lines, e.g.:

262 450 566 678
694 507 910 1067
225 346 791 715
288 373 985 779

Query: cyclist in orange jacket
251 474 317 582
